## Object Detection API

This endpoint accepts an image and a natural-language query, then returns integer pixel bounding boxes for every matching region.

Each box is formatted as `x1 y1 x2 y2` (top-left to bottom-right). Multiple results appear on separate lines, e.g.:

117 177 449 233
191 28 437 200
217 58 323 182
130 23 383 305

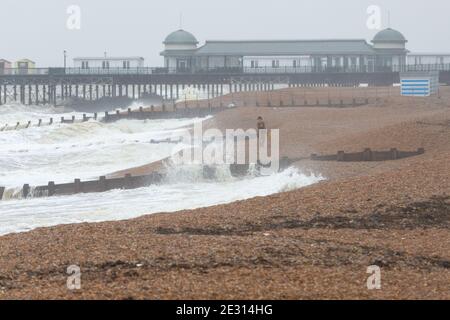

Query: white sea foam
0 104 208 187
0 103 323 236
0 167 323 236
0 103 76 124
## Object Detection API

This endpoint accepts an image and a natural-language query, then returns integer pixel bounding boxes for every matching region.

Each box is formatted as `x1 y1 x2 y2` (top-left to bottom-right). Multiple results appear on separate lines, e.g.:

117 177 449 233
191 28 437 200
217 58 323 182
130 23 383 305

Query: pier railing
1 64 450 76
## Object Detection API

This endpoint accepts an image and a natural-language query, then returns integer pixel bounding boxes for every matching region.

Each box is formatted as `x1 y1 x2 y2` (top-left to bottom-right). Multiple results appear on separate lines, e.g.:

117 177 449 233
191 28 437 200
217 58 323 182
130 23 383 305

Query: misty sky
1 0 449 67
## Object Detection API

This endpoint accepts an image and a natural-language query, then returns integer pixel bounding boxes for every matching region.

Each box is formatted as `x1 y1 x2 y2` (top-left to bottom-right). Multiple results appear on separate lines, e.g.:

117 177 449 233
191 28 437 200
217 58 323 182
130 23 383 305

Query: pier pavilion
1 28 450 106
161 28 412 73
161 28 450 74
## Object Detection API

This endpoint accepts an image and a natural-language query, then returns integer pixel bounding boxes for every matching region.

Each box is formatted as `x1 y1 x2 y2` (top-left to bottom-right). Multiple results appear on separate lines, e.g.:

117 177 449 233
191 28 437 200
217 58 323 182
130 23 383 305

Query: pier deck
1 66 449 106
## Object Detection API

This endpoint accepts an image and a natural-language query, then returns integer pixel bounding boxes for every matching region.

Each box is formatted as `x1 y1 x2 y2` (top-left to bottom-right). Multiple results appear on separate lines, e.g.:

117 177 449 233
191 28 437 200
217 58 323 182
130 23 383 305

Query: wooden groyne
1 172 165 200
0 104 227 132
26 173 164 198
311 148 425 162
0 165 252 200
256 98 369 108
184 95 372 110
0 159 297 201
0 96 374 133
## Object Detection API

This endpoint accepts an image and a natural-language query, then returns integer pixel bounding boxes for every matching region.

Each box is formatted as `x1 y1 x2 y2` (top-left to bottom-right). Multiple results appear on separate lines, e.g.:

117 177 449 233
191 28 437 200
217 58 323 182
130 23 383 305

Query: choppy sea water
0 103 322 236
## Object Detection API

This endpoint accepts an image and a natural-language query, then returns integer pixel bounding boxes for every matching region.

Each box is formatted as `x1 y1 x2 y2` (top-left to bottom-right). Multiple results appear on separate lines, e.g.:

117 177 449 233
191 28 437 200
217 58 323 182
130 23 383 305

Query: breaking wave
0 166 323 235
0 103 324 236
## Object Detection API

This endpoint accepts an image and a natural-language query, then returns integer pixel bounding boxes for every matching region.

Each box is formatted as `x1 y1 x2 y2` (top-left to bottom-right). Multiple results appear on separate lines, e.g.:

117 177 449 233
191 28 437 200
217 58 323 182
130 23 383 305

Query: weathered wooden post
71 115 75 123
83 114 87 122
26 121 31 128
104 111 109 122
0 186 5 200
94 113 97 120
49 118 53 125
48 181 55 196
38 119 42 127
279 156 290 171
99 176 107 192
61 116 65 123
22 184 30 199
390 148 398 160
15 122 20 129
74 179 81 194
337 151 345 162
124 173 132 189
363 148 373 161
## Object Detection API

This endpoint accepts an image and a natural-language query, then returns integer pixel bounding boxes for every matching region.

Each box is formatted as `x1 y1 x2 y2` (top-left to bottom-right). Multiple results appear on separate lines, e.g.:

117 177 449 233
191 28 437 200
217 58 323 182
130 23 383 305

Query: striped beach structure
400 71 439 97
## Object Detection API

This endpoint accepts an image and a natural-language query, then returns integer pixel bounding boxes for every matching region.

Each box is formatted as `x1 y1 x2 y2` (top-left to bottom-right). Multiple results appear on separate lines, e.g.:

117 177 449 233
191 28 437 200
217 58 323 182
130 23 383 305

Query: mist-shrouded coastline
0 103 323 236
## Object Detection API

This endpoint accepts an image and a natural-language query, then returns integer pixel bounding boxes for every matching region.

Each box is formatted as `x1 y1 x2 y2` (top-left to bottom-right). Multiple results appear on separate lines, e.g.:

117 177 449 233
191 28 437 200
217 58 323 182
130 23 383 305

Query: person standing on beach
257 116 266 136
256 116 271 163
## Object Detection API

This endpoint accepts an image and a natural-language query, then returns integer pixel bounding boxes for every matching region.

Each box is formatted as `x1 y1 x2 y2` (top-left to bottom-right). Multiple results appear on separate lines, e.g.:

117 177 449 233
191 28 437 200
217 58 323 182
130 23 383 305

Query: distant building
161 30 199 71
14 59 36 75
371 28 408 68
73 56 145 70
407 53 450 67
0 59 12 74
194 39 378 72
160 28 449 73
160 28 410 73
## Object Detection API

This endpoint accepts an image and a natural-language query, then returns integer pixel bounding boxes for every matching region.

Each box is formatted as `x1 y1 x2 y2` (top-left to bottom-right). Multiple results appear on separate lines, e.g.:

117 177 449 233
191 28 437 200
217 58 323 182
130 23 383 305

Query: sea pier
1 66 449 106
